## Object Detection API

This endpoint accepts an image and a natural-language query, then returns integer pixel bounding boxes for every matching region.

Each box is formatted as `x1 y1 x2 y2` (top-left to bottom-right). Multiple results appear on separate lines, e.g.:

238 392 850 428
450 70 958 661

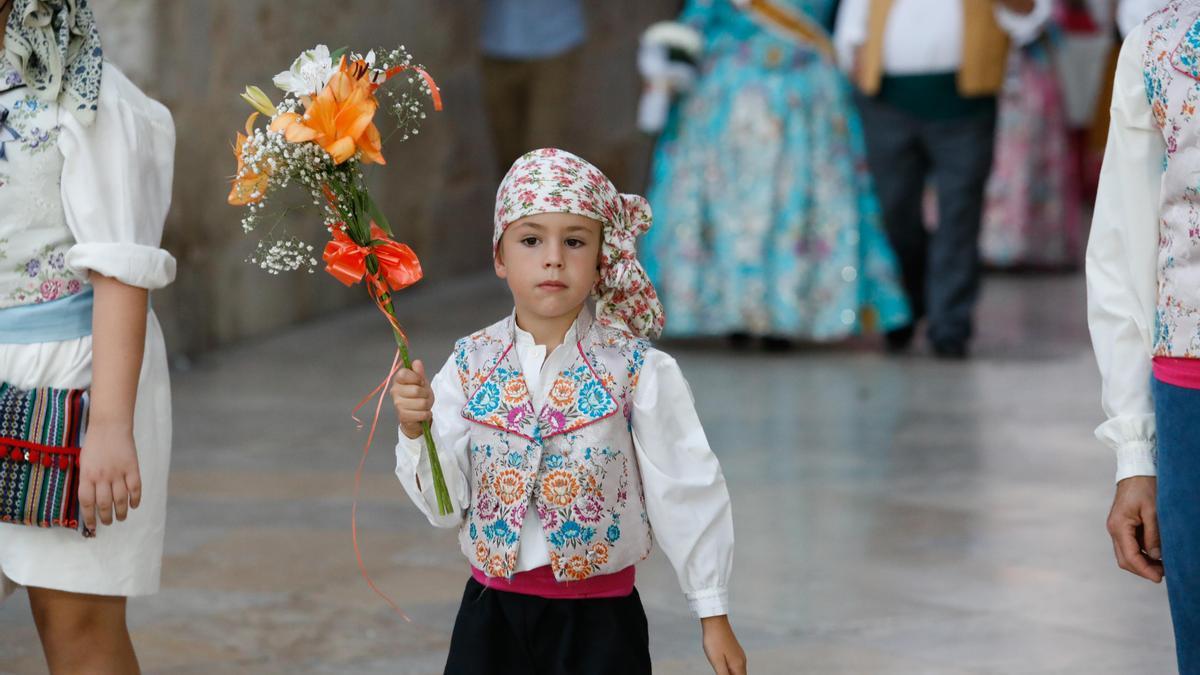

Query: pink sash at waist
471 564 635 599
1153 356 1200 390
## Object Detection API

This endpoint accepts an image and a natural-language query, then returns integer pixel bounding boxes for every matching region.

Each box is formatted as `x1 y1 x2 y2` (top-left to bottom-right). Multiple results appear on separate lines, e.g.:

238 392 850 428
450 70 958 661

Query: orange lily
271 57 385 165
228 113 270 205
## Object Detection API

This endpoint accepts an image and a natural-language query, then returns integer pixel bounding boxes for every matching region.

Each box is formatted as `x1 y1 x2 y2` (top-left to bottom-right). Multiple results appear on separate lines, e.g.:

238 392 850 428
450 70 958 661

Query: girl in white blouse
391 149 745 675
1088 2 1200 670
0 1 175 672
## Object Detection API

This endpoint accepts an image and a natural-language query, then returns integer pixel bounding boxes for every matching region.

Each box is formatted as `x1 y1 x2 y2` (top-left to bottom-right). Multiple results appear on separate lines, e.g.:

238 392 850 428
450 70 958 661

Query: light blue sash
0 288 94 344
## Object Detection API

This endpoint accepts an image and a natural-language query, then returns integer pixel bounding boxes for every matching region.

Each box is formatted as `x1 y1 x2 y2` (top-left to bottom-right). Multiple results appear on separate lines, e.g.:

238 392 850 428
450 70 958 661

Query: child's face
495 212 603 326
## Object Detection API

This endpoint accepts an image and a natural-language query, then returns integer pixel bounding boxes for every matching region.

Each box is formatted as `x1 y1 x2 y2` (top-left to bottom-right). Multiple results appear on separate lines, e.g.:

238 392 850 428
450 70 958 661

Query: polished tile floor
0 272 1177 674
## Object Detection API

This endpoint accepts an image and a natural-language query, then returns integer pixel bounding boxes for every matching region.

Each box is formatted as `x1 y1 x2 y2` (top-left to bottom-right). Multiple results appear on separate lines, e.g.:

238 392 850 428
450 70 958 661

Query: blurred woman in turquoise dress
642 0 910 346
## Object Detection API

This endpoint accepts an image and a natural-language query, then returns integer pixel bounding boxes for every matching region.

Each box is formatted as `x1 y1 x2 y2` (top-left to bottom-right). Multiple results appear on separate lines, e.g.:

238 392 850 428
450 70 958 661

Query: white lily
273 45 337 97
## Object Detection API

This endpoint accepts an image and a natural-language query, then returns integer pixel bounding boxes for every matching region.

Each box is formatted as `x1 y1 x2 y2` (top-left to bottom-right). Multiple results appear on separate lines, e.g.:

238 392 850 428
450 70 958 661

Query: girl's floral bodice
0 56 89 309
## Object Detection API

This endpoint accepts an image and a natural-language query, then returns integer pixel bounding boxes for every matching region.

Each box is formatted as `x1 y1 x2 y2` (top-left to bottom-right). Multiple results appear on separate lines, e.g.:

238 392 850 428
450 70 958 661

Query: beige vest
453 311 654 581
858 0 1010 97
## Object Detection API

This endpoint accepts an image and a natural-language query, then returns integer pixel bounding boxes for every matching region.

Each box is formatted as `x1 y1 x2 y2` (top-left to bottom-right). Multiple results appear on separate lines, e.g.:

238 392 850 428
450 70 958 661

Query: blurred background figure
836 0 1051 359
640 0 911 351
980 28 1082 270
479 0 586 176
1053 0 1113 201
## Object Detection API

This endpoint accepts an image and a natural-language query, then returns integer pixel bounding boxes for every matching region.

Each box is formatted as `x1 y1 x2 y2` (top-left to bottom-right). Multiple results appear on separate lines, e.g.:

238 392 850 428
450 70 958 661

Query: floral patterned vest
0 57 89 310
454 311 653 582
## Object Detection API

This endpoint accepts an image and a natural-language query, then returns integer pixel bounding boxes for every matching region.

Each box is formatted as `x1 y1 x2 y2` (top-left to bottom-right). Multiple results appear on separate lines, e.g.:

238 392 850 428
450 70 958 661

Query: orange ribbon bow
323 223 423 292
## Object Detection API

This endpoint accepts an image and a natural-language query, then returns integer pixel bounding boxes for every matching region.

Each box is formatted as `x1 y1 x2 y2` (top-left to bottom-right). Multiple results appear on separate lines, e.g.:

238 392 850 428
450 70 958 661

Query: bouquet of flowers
227 45 454 525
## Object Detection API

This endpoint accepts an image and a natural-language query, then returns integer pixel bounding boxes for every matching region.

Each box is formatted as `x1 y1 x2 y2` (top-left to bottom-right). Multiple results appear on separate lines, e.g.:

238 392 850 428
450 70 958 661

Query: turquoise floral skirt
642 41 911 340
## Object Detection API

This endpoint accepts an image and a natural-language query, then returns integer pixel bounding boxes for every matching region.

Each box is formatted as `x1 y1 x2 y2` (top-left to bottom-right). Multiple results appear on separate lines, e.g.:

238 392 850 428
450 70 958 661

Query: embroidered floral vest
454 311 653 582
0 57 89 310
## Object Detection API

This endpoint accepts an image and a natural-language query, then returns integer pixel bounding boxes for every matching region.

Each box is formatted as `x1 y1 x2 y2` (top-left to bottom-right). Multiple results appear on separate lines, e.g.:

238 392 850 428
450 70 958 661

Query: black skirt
444 577 652 675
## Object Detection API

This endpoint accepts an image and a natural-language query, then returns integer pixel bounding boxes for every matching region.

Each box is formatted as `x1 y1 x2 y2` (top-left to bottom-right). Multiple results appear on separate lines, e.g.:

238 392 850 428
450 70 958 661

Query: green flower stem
367 257 454 516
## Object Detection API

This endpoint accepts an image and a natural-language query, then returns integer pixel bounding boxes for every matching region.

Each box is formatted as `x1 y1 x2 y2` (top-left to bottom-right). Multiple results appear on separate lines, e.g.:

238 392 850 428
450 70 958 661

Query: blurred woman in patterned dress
641 0 910 350
980 35 1083 269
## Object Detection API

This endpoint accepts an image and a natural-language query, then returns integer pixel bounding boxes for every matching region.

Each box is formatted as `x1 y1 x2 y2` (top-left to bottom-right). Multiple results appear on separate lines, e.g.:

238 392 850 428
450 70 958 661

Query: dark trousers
1153 377 1200 674
444 577 652 675
856 94 997 347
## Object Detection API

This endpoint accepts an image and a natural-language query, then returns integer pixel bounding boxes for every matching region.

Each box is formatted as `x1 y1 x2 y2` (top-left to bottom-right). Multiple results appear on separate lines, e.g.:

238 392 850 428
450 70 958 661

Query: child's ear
494 247 508 280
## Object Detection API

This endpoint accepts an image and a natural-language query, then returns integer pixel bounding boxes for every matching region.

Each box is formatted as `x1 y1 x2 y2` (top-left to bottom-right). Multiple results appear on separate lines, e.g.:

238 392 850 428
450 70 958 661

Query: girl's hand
391 359 434 440
78 421 142 531
701 615 747 675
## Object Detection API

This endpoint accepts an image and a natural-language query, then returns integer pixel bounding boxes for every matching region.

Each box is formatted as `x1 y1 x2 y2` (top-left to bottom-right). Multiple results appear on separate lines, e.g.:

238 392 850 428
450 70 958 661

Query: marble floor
0 272 1177 674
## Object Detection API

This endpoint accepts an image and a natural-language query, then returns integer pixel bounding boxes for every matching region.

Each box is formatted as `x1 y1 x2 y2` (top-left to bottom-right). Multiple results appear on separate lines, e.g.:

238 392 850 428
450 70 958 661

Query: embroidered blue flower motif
24 259 40 277
607 524 621 543
467 380 502 417
628 346 645 375
484 519 518 546
507 452 522 467
583 447 592 461
469 523 477 540
577 379 612 417
548 530 565 548
1180 22 1200 78
560 520 582 540
543 454 564 470
580 526 596 544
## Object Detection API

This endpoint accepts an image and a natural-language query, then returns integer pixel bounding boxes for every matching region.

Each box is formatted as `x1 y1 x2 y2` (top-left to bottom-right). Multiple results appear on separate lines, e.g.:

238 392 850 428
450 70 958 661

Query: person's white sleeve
833 0 870 73
395 355 472 528
58 63 176 290
632 349 734 619
1086 25 1163 483
994 0 1053 46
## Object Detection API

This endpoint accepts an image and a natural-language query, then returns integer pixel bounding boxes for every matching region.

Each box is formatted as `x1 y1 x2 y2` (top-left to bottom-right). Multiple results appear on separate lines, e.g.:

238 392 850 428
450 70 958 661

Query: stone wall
90 0 680 357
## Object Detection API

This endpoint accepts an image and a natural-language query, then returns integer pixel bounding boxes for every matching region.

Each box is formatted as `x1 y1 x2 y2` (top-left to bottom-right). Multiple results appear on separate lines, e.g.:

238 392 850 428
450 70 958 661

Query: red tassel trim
0 436 81 467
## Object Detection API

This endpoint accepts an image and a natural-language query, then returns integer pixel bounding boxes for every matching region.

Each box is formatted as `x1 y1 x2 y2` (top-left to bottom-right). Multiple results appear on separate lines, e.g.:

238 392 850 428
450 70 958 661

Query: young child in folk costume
0 0 175 672
1088 3 1200 671
392 148 745 675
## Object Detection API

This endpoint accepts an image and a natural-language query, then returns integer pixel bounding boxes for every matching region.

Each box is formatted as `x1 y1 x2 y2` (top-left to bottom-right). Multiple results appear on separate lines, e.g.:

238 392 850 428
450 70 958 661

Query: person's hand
78 421 142 533
1107 475 1163 583
701 615 747 675
391 359 434 440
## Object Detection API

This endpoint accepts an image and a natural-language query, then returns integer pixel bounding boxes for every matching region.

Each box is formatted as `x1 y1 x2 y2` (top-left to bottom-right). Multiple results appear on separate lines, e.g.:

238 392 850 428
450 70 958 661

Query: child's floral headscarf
494 148 665 339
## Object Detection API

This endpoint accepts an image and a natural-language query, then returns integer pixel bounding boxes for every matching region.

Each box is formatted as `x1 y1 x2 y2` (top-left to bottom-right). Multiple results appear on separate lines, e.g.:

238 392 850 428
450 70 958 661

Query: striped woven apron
0 289 94 536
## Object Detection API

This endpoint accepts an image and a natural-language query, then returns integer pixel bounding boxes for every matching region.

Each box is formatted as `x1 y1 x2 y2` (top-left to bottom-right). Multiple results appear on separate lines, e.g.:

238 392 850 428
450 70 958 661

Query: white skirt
0 311 171 599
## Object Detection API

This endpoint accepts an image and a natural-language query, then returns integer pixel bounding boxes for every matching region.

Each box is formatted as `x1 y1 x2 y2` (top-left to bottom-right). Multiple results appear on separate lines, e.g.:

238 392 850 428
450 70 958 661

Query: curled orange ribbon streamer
349 349 412 622
380 65 444 112
324 222 427 620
